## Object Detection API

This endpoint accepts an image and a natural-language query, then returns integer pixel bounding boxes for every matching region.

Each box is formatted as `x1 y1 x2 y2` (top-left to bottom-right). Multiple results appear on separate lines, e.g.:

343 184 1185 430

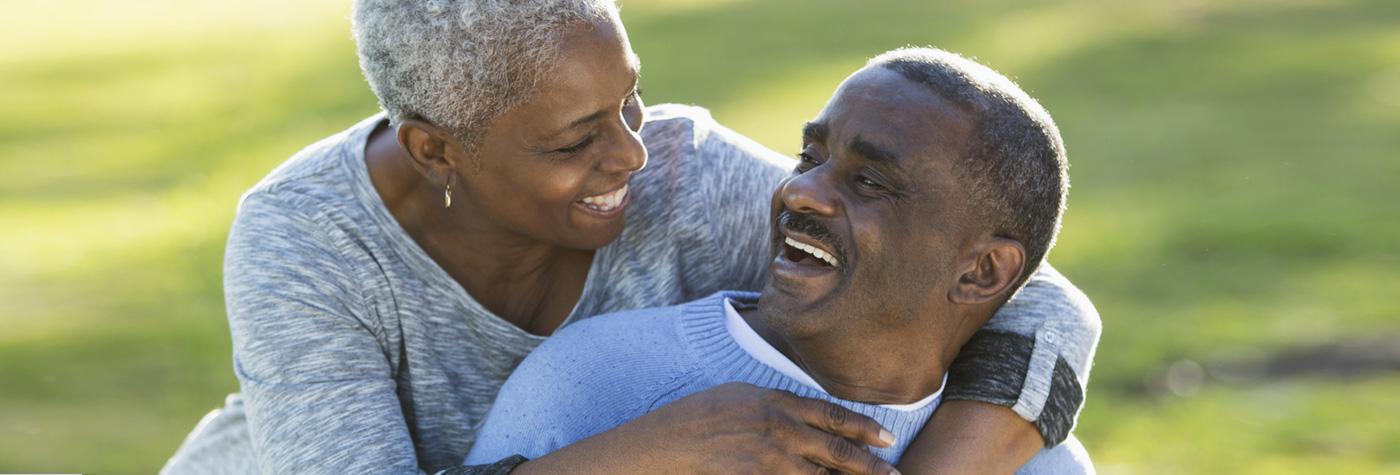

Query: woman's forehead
515 19 640 136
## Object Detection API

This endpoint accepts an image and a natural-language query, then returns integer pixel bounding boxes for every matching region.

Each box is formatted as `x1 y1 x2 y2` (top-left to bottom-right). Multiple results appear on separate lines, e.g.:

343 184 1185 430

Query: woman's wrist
505 416 667 475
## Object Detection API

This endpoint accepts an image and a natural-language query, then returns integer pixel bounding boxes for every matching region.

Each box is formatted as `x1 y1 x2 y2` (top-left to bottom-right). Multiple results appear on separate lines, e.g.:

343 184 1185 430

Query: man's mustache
776 211 846 262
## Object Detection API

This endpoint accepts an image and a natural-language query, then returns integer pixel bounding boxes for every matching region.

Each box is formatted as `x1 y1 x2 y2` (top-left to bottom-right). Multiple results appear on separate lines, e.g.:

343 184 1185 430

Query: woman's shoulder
632 104 790 210
639 103 711 150
242 115 383 207
231 115 387 240
597 106 789 302
225 116 390 286
640 104 790 173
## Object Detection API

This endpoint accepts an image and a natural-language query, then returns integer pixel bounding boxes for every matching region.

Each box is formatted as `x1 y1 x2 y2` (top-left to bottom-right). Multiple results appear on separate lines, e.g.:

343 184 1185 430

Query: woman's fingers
784 392 895 448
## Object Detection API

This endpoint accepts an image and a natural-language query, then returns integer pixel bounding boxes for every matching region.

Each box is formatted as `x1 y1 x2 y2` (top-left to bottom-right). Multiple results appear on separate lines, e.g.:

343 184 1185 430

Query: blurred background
2 0 1398 473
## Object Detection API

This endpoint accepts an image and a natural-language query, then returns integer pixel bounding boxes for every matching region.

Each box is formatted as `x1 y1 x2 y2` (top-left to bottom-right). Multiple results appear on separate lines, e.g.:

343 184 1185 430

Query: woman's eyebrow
550 72 641 139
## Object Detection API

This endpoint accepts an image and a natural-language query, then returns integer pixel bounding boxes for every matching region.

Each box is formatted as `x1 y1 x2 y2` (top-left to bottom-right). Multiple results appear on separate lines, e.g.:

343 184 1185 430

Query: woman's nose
598 126 647 174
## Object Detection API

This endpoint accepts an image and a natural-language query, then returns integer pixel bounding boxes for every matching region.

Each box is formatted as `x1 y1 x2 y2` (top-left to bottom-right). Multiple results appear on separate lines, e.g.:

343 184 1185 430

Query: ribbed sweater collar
677 291 938 460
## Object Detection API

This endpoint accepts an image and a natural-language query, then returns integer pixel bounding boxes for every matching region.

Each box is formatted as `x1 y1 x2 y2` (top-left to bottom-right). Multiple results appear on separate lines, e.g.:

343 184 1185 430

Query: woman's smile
574 182 630 218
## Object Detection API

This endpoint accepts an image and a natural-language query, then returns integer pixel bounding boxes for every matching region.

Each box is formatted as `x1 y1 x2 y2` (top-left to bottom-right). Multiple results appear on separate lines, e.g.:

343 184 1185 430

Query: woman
165 1 1100 473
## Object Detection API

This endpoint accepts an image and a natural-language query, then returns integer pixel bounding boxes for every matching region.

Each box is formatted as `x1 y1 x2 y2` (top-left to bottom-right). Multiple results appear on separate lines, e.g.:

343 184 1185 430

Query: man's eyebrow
848 135 899 164
802 121 829 145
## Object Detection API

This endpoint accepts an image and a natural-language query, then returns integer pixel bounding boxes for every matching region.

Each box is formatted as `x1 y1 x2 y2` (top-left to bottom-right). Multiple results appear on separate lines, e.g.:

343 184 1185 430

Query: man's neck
739 303 957 406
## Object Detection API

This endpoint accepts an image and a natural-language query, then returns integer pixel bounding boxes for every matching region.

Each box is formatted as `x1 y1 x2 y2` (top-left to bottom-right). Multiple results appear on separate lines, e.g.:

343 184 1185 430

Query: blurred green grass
2 0 1397 473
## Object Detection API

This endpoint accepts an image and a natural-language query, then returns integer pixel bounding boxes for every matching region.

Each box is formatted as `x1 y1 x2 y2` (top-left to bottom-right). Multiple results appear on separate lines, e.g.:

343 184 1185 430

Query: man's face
758 65 981 339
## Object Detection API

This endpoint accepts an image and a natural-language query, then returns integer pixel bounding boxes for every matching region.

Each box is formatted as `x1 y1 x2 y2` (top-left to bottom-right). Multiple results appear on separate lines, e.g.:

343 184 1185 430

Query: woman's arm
896 401 1042 474
462 313 899 475
508 383 899 475
899 265 1102 473
225 191 424 473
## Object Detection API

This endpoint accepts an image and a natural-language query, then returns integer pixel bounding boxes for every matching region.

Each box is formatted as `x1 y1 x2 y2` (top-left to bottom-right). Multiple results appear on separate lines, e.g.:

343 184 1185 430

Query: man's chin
756 284 836 340
759 263 839 307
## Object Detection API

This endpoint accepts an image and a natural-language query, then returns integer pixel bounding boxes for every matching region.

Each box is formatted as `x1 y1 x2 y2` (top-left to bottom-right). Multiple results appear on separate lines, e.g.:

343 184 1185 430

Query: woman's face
451 17 646 251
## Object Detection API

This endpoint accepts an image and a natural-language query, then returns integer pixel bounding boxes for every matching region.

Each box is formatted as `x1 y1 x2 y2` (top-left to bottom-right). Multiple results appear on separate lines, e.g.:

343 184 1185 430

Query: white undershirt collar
723 298 945 412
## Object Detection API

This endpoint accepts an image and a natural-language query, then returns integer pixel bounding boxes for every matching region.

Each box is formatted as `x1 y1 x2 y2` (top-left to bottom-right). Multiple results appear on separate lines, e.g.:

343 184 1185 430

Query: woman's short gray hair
353 0 619 147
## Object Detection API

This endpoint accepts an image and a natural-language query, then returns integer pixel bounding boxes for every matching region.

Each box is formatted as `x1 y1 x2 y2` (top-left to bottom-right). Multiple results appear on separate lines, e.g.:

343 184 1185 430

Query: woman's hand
513 382 901 475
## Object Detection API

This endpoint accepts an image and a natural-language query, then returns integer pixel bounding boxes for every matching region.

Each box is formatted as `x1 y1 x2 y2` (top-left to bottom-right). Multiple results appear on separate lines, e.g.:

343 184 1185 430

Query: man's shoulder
521 304 692 382
550 304 686 351
467 303 702 463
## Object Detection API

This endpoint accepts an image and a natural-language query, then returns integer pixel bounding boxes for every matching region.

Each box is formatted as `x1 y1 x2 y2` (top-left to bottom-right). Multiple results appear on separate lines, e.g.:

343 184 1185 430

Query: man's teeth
784 237 840 267
580 185 628 211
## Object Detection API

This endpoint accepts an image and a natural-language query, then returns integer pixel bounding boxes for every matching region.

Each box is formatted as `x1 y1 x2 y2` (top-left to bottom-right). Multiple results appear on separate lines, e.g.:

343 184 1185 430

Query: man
465 47 1096 473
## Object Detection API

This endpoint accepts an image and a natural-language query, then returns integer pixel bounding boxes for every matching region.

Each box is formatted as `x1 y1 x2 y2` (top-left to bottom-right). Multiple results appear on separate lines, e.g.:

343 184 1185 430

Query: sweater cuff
943 330 1085 447
438 455 529 475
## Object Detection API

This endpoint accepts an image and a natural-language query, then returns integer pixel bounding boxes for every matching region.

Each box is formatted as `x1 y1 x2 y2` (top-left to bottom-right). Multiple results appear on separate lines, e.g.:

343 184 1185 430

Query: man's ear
396 118 464 184
949 237 1026 305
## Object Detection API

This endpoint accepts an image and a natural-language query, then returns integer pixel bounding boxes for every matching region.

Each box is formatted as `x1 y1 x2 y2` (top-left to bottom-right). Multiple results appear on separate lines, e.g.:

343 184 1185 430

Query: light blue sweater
466 291 1093 473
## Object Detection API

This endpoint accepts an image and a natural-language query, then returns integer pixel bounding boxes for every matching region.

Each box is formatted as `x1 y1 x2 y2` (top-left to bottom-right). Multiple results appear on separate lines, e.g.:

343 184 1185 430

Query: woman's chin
560 216 627 251
562 197 630 249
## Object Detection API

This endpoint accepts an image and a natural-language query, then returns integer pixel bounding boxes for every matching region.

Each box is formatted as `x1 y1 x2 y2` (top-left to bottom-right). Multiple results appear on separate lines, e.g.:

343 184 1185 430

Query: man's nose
780 167 838 217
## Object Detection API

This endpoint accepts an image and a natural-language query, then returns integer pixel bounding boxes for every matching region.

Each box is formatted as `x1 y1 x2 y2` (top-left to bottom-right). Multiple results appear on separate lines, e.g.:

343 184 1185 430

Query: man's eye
624 87 643 107
856 175 884 190
794 153 819 173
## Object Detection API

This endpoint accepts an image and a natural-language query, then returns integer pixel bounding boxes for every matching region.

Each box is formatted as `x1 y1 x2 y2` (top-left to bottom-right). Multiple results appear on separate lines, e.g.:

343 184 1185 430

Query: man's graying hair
870 47 1069 288
353 0 618 149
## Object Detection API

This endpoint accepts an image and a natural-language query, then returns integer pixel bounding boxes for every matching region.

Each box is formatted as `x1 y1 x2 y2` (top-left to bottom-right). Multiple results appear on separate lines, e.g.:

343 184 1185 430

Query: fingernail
879 429 896 446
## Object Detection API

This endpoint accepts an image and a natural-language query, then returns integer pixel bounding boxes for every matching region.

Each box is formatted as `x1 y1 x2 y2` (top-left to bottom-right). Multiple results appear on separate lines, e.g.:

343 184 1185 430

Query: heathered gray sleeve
691 113 792 293
945 264 1102 446
224 190 426 474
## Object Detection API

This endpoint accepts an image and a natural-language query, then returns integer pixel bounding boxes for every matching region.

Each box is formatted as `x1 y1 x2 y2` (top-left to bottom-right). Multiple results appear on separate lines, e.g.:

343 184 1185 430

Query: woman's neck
364 124 592 335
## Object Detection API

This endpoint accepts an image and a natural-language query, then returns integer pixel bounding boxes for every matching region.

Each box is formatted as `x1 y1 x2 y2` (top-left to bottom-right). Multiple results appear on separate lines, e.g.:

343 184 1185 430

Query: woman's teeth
579 184 628 212
784 237 840 267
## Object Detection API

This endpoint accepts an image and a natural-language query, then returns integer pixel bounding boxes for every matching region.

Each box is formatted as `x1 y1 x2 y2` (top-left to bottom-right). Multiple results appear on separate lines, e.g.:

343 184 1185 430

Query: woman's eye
624 88 643 107
555 135 595 155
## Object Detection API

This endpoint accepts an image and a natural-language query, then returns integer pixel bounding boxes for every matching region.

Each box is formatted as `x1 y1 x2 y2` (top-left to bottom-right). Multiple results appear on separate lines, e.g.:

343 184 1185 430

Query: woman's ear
949 237 1027 305
396 118 462 184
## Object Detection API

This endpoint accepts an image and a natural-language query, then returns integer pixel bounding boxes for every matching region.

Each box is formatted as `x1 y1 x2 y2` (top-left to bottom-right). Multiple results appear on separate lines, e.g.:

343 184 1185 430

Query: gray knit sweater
163 105 1101 474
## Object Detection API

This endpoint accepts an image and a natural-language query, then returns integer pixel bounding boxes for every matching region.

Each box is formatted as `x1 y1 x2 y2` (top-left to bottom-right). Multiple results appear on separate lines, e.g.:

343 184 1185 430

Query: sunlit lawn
2 0 1397 473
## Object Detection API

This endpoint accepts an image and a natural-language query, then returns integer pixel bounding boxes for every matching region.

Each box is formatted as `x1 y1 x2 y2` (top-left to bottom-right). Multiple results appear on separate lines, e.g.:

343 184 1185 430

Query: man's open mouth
781 234 840 268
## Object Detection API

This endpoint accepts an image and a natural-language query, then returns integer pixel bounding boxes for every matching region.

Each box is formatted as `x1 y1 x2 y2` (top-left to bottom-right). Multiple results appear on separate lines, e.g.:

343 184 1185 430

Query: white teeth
784 237 839 267
580 184 628 212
